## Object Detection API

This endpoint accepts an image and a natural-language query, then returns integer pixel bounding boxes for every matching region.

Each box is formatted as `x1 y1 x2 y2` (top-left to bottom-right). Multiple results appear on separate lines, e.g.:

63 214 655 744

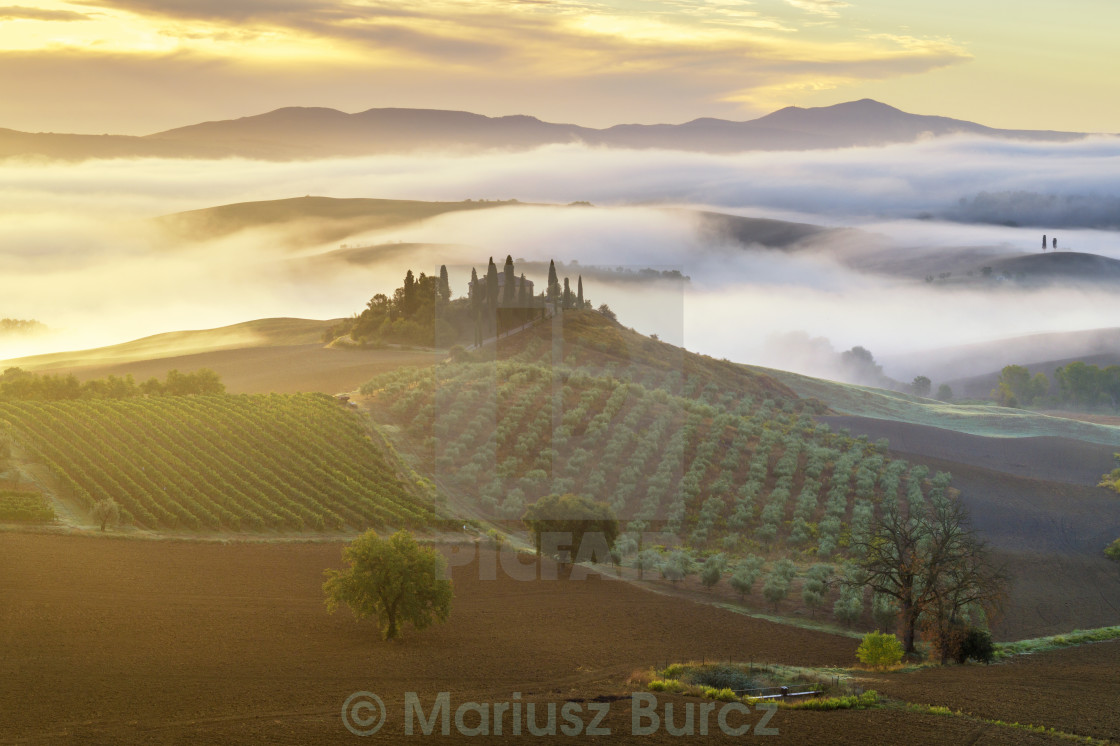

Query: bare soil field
870 640 1120 743
25 344 441 395
819 415 1120 640
0 534 1089 745
818 415 1116 486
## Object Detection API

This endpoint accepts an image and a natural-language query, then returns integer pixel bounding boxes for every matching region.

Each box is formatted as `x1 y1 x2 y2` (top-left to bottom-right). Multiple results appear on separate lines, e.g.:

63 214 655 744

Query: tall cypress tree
485 257 499 334
577 275 584 308
517 273 528 314
402 269 416 319
502 255 515 306
547 259 560 308
486 257 499 310
563 277 571 310
469 267 481 345
438 265 451 303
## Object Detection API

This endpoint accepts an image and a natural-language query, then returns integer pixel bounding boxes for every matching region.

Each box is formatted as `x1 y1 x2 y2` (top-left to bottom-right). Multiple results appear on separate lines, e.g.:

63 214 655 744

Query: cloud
1 1 972 133
4 134 1119 372
0 5 92 21
783 0 848 18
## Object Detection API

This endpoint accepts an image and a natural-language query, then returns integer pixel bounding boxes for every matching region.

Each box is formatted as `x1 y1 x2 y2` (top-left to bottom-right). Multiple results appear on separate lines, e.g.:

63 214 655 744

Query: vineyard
360 316 951 563
0 490 55 523
0 394 443 532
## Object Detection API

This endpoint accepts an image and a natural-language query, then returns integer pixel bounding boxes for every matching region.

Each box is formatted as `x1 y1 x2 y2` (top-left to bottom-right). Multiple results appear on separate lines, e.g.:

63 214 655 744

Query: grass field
761 367 1120 446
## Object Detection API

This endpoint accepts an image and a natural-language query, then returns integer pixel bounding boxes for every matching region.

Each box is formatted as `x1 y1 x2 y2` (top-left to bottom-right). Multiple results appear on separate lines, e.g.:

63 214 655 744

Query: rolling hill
761 365 1120 446
1 100 1089 162
155 196 526 243
881 326 1120 386
0 317 442 395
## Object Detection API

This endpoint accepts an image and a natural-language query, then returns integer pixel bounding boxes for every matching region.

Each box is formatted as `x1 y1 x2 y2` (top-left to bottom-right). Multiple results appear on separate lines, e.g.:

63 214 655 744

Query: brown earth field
820 415 1120 639
870 640 1120 743
18 344 442 395
0 534 1101 746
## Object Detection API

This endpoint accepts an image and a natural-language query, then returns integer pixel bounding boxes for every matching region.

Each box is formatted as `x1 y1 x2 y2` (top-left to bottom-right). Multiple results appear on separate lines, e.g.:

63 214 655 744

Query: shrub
783 691 878 711
856 632 904 669
1106 538 1120 562
957 627 995 664
703 687 738 702
682 663 757 692
648 679 684 693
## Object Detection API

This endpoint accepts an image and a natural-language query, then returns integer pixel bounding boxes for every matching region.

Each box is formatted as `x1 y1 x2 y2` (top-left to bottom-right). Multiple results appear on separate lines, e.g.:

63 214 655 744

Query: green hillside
762 367 1120 447
1 318 335 372
155 196 525 244
361 312 946 560
0 394 442 532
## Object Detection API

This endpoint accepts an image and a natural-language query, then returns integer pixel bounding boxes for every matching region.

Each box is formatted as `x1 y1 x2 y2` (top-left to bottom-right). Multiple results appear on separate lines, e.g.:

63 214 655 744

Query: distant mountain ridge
0 100 1091 161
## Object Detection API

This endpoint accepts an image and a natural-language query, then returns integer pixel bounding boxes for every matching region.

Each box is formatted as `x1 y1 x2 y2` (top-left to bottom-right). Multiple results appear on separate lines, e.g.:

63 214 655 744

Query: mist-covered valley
3 133 1120 389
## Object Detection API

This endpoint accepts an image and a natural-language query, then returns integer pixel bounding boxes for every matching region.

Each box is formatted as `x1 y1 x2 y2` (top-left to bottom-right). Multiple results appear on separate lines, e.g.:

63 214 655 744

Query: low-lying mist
3 136 1119 385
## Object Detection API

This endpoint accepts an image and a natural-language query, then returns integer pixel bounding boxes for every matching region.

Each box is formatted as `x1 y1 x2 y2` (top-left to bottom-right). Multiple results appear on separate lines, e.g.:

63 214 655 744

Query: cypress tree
547 259 560 307
577 275 584 308
503 255 515 305
402 269 416 319
486 257 499 310
469 268 481 346
563 277 571 310
438 264 451 302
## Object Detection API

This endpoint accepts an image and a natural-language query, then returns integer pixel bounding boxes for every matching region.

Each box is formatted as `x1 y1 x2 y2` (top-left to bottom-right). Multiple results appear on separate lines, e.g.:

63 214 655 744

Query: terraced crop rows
0 394 441 531
362 360 948 559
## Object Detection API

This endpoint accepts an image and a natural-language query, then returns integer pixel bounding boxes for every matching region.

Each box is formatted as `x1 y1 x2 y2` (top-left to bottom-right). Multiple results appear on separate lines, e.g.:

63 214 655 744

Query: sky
0 0 1117 134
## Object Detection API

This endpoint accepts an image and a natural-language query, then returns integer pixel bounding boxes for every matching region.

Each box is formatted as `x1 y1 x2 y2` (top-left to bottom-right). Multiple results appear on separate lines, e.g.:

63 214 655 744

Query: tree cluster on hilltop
0 318 46 336
324 257 591 349
0 367 224 401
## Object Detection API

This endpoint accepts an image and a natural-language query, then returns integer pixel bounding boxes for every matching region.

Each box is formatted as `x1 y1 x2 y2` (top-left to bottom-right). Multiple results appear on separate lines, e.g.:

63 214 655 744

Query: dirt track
0 533 1099 745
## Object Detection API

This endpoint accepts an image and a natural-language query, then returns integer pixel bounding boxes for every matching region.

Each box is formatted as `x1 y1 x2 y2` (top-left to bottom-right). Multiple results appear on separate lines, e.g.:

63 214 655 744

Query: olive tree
92 497 120 532
323 530 452 641
522 493 619 566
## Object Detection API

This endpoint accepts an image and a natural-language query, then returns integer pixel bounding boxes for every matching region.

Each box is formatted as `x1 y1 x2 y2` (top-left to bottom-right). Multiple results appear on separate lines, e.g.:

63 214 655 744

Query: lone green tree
323 530 453 641
91 497 120 532
522 493 619 566
911 376 931 398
